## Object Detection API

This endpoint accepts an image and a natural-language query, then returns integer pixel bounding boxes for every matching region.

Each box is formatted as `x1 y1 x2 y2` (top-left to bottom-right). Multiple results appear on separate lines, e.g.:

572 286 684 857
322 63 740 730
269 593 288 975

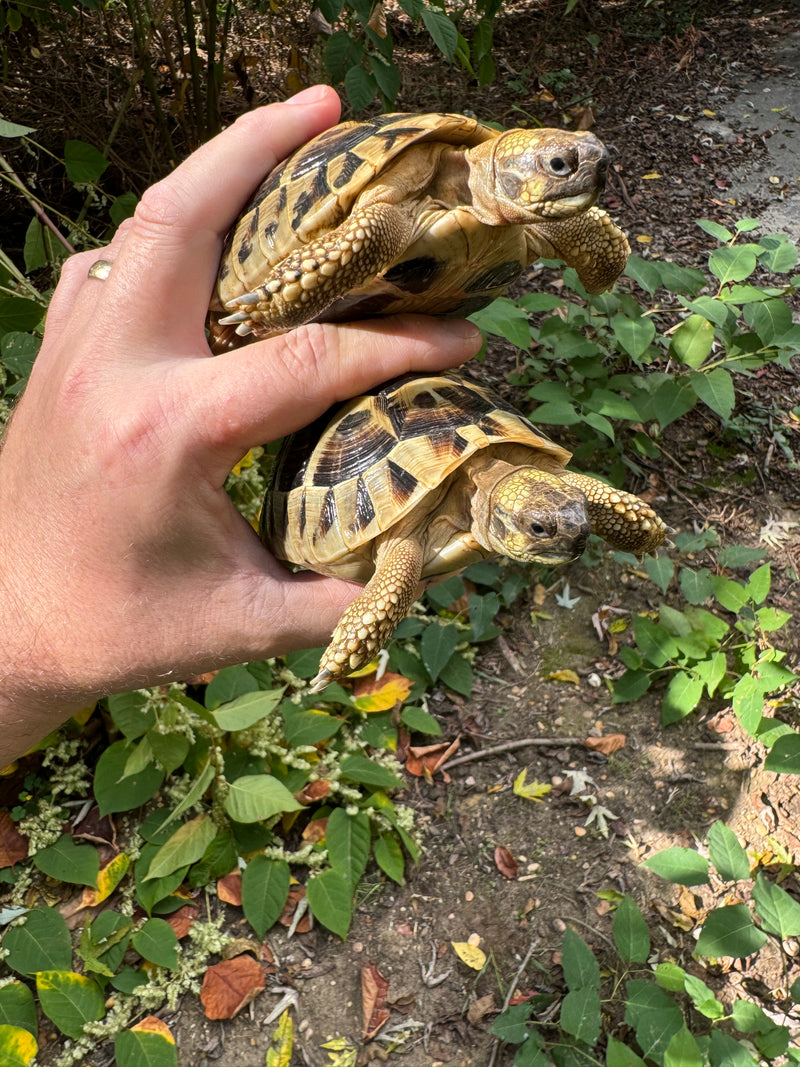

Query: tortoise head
485 468 591 564
469 128 610 225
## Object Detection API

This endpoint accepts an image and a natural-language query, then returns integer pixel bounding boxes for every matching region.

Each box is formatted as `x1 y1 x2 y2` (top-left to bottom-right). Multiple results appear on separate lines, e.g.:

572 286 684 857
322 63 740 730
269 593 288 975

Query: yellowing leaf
451 941 487 970
71 704 95 726
636 234 653 244
352 672 412 712
0 1025 37 1067
266 1009 293 1066
513 769 551 802
81 853 131 907
642 172 662 179
701 109 716 117
609 618 628 634
545 669 580 685
231 449 256 475
131 1016 175 1043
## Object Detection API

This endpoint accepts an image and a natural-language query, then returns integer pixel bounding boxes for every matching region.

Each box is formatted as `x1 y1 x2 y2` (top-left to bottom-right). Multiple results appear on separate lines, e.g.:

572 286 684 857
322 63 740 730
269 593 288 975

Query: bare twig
487 939 539 1067
0 152 76 255
441 736 582 771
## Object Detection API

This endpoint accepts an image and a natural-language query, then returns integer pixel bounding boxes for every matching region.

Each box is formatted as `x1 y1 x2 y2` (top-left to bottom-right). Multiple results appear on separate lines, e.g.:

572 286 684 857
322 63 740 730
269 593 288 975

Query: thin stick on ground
441 737 582 771
487 939 539 1067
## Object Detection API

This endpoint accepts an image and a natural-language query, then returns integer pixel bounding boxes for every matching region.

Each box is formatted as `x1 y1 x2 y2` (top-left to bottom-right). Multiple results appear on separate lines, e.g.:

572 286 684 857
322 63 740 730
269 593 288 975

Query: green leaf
489 1001 534 1042
633 616 678 668
0 120 36 138
106 690 156 739
664 1025 702 1067
373 834 405 884
153 758 215 833
751 871 800 938
36 971 105 1038
561 927 599 991
204 663 263 708
115 1029 178 1067
93 739 165 816
613 896 650 963
560 986 600 1044
134 845 190 916
241 856 291 938
3 907 73 975
654 962 686 992
611 312 656 359
306 869 352 938
624 979 684 1062
707 821 750 882
109 192 138 228
690 367 735 421
709 245 758 284
0 983 37 1038
470 297 532 348
695 904 768 958
745 297 793 344
731 674 765 735
63 140 109 183
421 6 457 58
148 730 190 775
224 775 302 824
624 255 664 295
145 815 218 881
764 732 800 774
420 622 458 681
745 562 771 605
438 651 473 696
131 918 179 969
339 754 402 790
710 574 750 613
326 809 371 890
679 567 714 605
696 219 734 242
606 1036 647 1067
400 705 442 735
669 314 714 367
213 688 284 731
33 833 99 888
612 668 651 703
281 705 343 747
344 65 377 111
0 295 44 335
661 670 704 725
638 379 697 428
0 1025 37 1067
0 331 39 381
644 554 673 593
642 847 710 886
708 1030 759 1067
683 975 724 1019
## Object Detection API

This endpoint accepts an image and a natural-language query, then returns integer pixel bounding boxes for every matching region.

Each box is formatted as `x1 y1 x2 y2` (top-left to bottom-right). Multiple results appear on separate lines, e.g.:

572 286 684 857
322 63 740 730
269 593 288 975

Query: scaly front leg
560 471 667 557
310 538 424 692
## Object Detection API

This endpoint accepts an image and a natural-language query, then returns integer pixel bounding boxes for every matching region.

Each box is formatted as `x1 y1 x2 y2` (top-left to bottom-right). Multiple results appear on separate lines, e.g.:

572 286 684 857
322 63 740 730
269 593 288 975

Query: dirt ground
3 2 800 1065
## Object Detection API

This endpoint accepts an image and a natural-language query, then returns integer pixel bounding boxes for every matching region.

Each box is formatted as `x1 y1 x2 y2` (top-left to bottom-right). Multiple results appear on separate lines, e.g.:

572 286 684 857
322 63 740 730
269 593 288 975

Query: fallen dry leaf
200 955 265 1019
494 846 519 880
217 871 242 906
583 733 626 756
279 886 311 932
165 903 199 939
404 737 460 781
361 961 390 1040
131 1016 174 1042
353 671 412 712
545 669 580 685
295 779 332 805
222 937 262 960
467 993 496 1024
0 811 28 868
452 941 487 971
302 816 328 844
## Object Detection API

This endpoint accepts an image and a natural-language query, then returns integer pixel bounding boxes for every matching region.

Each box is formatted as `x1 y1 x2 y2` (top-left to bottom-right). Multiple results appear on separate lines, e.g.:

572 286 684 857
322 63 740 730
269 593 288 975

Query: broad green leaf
694 652 728 697
624 979 684 1062
606 1036 647 1067
560 986 600 1044
695 904 768 958
64 140 109 184
654 962 686 992
36 971 105 1038
131 918 179 969
644 554 673 593
400 705 442 735
344 66 376 112
661 670 704 725
611 312 656 359
696 219 733 242
642 847 710 886
751 871 800 938
281 705 343 746
690 367 735 420
669 314 713 367
624 255 664 295
83 911 131 975
421 622 458 680
612 668 651 703
561 927 600 991
679 567 714 605
637 378 697 428
148 730 190 775
115 1029 178 1067
0 983 36 1037
109 191 138 227
134 844 190 916
745 297 793 344
470 296 532 348
612 895 650 963
373 834 404 884
93 740 165 815
489 1001 534 1042
324 30 360 82
731 998 777 1034
339 754 402 790
205 663 266 708
224 775 302 824
757 238 798 273
32 833 99 888
213 687 284 731
755 606 791 633
0 1026 36 1067
326 809 370 890
731 674 765 736
710 574 750 614
241 856 291 938
145 815 217 880
0 331 39 380
106 690 155 739
0 295 44 335
3 907 73 975
707 821 750 882
306 869 352 938
664 1025 702 1067
708 1030 759 1067
0 120 36 138
633 616 678 667
369 53 400 103
683 975 724 1019
709 245 758 284
153 758 215 832
530 399 582 425
438 651 473 697
745 562 771 605
421 6 457 59
764 732 800 774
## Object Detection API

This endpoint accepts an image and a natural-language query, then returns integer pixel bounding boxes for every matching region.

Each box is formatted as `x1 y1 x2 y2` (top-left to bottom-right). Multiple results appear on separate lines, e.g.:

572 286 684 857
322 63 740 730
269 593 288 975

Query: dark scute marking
387 459 419 505
218 259 230 281
263 218 279 247
465 260 523 294
316 487 338 541
350 474 377 534
291 166 332 230
312 411 397 486
426 427 468 458
278 185 287 215
245 162 286 213
331 149 366 189
479 413 515 438
290 122 385 178
236 239 252 265
237 210 259 264
271 412 334 493
299 492 307 538
383 255 442 294
373 124 431 152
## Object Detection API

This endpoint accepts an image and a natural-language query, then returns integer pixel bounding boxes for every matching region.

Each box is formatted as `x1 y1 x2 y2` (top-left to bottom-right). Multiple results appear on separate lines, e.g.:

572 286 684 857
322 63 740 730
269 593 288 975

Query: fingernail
286 84 332 107
441 319 483 350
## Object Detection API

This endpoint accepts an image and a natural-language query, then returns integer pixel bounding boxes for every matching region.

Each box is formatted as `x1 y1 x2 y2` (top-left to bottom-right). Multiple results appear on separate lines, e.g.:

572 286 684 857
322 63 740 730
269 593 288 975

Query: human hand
0 85 482 763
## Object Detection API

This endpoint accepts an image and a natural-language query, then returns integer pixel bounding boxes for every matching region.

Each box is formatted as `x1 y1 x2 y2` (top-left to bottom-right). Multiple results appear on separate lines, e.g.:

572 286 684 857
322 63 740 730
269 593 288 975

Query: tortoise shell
261 373 571 583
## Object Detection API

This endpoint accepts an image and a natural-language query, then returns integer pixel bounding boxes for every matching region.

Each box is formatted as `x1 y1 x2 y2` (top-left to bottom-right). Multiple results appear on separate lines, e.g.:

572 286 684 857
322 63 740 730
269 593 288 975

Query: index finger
96 86 342 335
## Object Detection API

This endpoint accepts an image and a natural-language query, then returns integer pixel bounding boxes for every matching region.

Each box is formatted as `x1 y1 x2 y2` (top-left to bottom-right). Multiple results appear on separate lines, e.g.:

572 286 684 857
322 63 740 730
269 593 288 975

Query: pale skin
0 85 483 767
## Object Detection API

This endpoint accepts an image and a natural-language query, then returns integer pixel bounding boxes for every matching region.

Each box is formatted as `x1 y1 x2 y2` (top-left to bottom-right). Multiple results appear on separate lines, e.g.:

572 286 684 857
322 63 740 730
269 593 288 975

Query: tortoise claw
309 668 333 693
217 310 253 325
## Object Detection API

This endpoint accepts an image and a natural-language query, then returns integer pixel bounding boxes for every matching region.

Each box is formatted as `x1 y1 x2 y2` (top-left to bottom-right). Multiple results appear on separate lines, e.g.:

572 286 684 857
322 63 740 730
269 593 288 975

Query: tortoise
261 372 667 692
208 112 630 351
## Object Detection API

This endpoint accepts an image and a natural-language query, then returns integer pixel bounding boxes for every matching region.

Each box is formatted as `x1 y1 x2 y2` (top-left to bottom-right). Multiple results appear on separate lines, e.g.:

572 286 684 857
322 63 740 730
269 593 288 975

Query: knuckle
131 179 184 239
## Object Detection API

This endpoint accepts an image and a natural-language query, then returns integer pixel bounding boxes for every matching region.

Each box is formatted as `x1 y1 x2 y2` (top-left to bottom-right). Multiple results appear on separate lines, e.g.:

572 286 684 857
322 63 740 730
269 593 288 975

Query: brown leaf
166 904 199 939
467 992 496 1025
279 886 311 932
302 816 328 844
0 811 28 868
295 779 332 805
200 956 265 1019
217 871 242 906
362 961 390 1040
494 846 519 880
353 671 412 712
583 733 626 756
404 737 460 781
131 1016 174 1042
221 938 262 960
72 806 116 849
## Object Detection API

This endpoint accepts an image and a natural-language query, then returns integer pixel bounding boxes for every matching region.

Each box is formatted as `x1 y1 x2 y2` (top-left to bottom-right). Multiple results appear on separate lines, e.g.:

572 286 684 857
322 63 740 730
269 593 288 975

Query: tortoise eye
548 156 569 175
530 523 547 536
